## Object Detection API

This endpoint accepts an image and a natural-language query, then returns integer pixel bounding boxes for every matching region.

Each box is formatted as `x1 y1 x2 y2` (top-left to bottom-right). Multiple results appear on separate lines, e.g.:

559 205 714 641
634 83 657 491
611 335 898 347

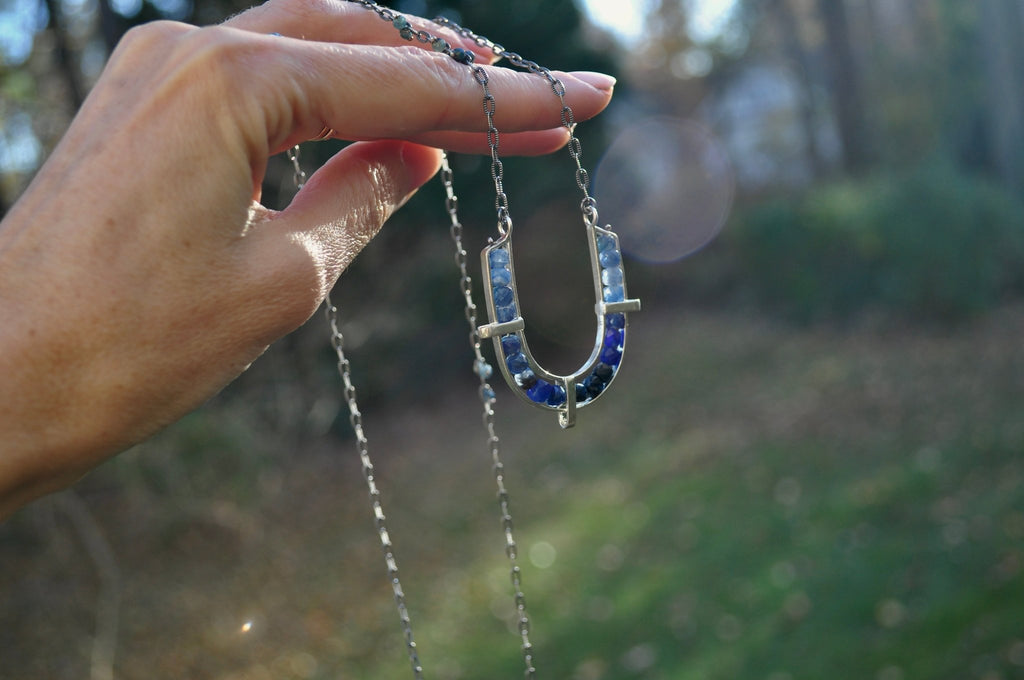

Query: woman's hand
0 0 614 517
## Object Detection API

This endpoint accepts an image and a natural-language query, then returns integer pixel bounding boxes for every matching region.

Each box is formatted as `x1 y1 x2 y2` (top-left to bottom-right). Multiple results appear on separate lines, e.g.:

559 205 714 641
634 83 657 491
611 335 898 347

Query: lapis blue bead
546 384 567 406
600 344 622 366
603 285 625 303
594 363 614 381
516 368 538 389
496 304 517 323
491 267 512 286
500 334 521 356
599 249 621 268
489 248 510 268
575 383 589 403
583 374 605 398
606 313 626 329
493 285 514 307
604 327 623 349
601 266 624 287
526 380 553 403
506 352 529 374
597 234 617 253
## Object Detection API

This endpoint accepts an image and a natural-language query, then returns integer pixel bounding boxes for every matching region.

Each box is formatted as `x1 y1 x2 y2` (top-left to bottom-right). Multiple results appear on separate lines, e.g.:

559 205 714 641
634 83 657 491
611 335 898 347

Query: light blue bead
599 249 621 268
491 267 512 286
488 248 510 268
603 285 625 302
601 266 624 287
496 304 517 323
596 234 617 253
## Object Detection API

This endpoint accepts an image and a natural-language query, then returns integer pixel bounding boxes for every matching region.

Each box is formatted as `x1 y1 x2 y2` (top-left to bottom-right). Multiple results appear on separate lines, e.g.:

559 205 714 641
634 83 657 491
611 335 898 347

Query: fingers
225 0 497 64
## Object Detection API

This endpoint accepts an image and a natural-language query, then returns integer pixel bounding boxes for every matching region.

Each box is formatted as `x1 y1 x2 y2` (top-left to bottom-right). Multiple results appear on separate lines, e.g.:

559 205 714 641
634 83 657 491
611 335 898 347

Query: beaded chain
288 3 640 677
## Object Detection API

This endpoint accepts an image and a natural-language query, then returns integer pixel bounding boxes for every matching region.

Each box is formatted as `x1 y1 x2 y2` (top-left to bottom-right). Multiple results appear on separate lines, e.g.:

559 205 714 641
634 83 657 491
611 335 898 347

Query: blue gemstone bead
496 304 517 323
500 334 521 355
606 313 626 329
601 266 624 287
392 15 410 29
583 374 605 398
488 248 510 268
506 352 529 374
600 344 622 366
491 267 512 286
599 249 621 268
493 285 514 307
482 386 496 402
575 383 589 403
603 285 625 303
474 359 493 379
451 47 474 64
431 37 449 52
604 328 623 349
526 380 553 403
399 26 414 40
594 363 614 381
546 384 567 406
597 234 617 253
516 368 538 389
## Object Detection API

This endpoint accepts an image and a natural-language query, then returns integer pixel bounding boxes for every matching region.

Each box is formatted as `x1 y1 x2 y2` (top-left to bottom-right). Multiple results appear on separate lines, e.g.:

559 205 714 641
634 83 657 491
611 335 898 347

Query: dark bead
593 363 614 382
606 313 626 329
399 26 414 40
451 47 475 64
583 374 605 398
575 383 589 403
546 384 567 406
496 304 517 323
526 380 553 404
500 334 521 356
493 285 514 307
516 369 538 389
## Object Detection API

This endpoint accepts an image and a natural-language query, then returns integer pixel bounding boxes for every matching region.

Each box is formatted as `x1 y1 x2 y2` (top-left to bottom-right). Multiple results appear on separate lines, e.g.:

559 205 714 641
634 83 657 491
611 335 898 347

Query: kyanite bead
546 384 567 406
526 380 553 403
601 266 624 287
496 304 517 323
431 37 449 52
606 313 626 329
474 359 493 379
604 327 623 349
500 334 521 356
489 248 510 268
392 15 410 29
600 344 622 366
597 234 617 253
482 385 496 402
493 285 514 307
583 374 605 398
593 363 614 381
506 352 529 374
491 267 512 286
516 368 538 389
599 248 621 268
603 285 625 303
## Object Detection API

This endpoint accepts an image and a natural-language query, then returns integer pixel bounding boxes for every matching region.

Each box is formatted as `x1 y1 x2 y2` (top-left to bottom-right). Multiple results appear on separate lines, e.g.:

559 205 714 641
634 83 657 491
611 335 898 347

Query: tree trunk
817 0 871 174
980 0 1024 191
42 0 85 109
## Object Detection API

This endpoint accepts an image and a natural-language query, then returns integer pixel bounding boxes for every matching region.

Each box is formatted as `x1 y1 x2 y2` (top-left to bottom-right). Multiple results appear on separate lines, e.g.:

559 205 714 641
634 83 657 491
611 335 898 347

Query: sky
579 0 740 44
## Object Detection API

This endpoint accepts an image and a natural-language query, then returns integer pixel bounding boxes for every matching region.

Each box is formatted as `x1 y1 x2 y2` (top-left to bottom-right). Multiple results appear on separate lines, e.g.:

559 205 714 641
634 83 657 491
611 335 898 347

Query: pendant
478 222 641 428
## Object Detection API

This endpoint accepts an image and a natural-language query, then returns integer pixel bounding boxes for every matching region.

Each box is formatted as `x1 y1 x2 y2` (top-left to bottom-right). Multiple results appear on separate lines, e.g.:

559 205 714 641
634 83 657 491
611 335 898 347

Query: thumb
246 140 442 336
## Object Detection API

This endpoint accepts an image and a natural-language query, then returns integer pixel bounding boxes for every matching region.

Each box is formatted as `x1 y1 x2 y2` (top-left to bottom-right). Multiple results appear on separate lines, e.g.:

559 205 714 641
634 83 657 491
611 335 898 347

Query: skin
0 0 614 519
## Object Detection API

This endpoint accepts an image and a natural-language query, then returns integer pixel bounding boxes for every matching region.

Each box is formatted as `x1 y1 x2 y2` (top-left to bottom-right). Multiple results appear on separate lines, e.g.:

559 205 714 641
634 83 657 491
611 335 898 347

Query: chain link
441 153 537 679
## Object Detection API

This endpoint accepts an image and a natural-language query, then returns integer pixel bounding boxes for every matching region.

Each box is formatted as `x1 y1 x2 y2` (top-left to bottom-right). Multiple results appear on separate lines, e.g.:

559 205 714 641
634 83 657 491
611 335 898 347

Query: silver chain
441 153 537 679
288 144 426 679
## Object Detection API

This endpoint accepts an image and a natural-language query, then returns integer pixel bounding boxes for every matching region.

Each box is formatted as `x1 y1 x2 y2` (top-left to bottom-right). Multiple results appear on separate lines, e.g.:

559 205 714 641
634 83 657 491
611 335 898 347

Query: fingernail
572 71 617 92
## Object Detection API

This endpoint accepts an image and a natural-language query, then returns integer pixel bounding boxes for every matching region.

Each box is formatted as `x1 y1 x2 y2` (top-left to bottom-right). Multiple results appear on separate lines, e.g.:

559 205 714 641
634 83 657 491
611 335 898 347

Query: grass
2 306 1024 680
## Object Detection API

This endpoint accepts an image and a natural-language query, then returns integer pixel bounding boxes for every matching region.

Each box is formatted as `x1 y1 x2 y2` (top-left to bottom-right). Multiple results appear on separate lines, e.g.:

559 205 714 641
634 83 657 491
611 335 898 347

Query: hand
0 0 614 517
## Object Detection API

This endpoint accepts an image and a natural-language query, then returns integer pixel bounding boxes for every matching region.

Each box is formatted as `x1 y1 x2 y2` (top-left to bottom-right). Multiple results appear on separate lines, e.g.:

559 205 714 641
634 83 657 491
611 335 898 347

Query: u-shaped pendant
478 215 641 428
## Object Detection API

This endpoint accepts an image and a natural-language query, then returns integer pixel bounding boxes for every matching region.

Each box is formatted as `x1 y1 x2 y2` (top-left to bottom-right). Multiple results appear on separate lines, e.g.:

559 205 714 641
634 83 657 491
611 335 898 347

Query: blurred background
2 0 1024 679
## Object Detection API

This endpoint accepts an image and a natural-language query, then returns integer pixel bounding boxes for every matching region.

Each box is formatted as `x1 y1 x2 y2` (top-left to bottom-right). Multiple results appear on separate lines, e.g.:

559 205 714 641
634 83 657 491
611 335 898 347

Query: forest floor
2 305 1024 680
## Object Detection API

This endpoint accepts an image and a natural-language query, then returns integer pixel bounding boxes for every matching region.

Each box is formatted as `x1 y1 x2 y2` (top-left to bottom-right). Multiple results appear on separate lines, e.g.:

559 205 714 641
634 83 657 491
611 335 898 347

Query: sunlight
579 0 739 44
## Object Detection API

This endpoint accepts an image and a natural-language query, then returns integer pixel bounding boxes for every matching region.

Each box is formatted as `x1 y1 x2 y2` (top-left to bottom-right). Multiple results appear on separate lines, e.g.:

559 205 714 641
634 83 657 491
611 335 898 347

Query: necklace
288 4 640 676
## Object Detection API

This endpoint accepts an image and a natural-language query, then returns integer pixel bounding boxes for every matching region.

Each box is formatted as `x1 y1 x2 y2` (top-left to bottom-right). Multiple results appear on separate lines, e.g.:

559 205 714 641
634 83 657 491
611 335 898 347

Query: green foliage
730 161 1024 322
